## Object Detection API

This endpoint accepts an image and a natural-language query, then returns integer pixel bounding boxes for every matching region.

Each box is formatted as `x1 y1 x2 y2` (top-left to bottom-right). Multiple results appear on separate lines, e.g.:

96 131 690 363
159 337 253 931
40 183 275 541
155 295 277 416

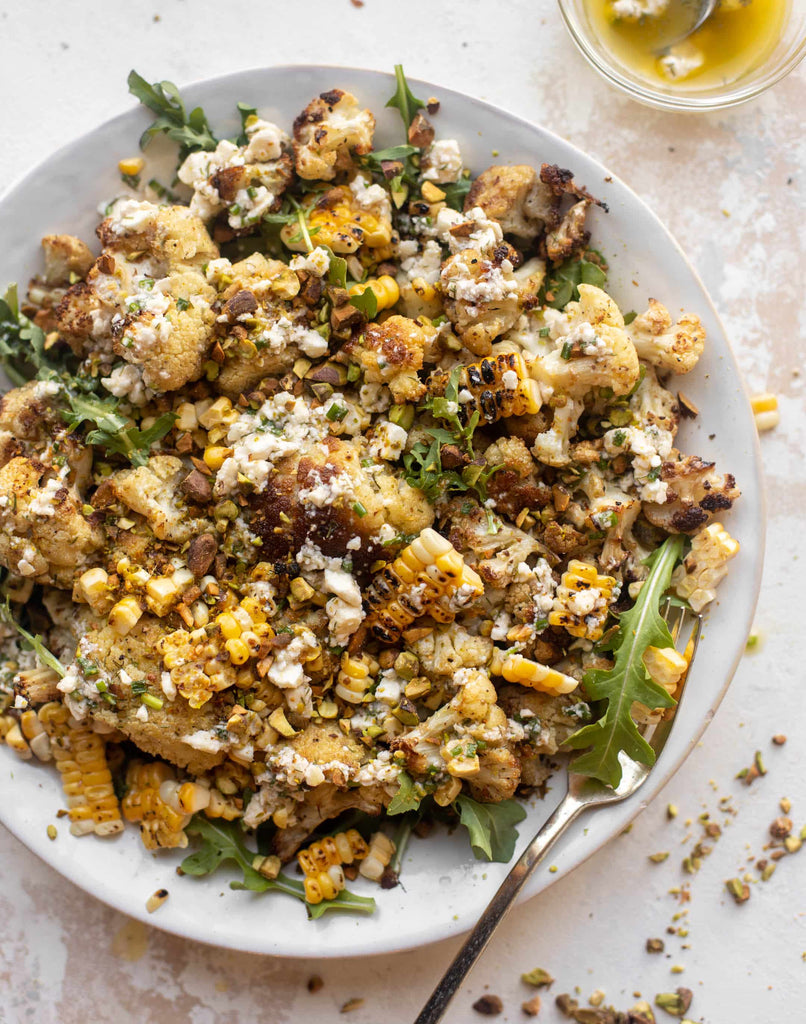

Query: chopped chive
141 693 164 710
325 403 348 422
352 501 368 518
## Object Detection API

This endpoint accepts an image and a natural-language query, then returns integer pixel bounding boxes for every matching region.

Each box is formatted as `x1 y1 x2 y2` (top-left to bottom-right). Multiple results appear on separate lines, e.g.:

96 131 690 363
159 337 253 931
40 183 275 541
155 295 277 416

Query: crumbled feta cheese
611 0 669 18
490 612 512 641
421 139 463 183
604 424 673 503
105 198 158 235
182 730 225 753
298 470 356 508
101 363 152 406
501 369 519 390
359 382 391 413
369 420 407 461
254 315 328 359
289 246 331 277
400 239 443 285
135 704 149 722
659 42 705 81
33 380 61 400
28 478 62 518
160 671 177 701
436 205 503 255
243 118 288 163
349 175 392 220
324 568 365 646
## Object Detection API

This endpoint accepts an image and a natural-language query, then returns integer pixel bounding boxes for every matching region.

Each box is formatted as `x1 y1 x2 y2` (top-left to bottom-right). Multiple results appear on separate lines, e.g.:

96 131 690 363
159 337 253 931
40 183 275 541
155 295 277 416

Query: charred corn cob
296 829 370 905
38 702 123 837
365 527 484 642
427 352 541 425
297 829 370 876
359 832 395 882
335 653 379 704
548 560 616 641
121 760 192 850
490 652 579 696
672 522 739 613
349 275 399 311
281 186 391 254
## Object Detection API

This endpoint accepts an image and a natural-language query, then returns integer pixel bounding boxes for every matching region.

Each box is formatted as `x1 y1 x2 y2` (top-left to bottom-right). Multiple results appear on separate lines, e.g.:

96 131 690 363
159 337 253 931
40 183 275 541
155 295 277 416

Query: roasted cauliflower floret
292 89 375 181
0 381 68 469
578 468 642 571
532 397 584 467
0 457 103 587
281 180 392 254
97 200 218 271
77 615 228 774
629 364 680 436
643 453 740 534
110 456 207 545
531 285 640 399
497 684 583 755
441 247 521 356
467 747 521 803
484 435 552 519
391 667 504 777
464 165 554 241
40 234 94 286
177 123 293 228
545 199 592 264
628 299 705 374
672 521 740 612
411 624 493 680
446 500 541 587
341 315 431 403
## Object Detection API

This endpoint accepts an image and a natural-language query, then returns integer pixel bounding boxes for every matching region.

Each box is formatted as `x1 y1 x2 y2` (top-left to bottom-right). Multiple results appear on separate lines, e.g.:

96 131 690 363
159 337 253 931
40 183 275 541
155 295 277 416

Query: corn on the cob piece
359 832 395 882
20 709 52 761
348 275 400 312
4 720 31 759
490 651 579 696
751 392 779 432
280 186 391 254
672 522 739 613
427 352 541 425
304 864 347 904
37 702 123 837
121 760 192 849
297 829 370 877
365 527 484 642
335 653 379 704
548 560 616 641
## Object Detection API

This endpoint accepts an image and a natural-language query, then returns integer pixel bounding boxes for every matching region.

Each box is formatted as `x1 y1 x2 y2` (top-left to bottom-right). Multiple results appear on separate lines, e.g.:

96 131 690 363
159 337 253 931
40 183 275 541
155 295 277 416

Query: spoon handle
413 789 585 1024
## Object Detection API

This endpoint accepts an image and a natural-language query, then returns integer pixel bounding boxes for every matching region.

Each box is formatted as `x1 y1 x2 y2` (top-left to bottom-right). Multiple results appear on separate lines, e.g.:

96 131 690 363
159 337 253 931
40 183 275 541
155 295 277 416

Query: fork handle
414 788 585 1024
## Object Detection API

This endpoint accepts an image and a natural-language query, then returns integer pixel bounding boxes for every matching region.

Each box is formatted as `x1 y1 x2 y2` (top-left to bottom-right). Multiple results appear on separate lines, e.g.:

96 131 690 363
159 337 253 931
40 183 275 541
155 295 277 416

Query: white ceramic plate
0 65 764 958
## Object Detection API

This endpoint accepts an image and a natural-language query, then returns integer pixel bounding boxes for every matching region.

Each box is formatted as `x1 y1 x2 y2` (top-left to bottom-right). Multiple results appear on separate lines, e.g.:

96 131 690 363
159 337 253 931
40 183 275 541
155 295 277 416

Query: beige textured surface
1 1 804 1022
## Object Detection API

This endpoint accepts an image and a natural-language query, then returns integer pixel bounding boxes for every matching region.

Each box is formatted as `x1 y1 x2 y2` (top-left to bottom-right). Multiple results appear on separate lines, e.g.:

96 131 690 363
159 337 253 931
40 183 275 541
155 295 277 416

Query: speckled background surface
1 2 804 1021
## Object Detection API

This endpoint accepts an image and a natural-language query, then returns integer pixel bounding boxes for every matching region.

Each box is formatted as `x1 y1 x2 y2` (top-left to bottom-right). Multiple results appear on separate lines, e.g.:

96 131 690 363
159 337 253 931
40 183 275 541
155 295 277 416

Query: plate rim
0 62 766 958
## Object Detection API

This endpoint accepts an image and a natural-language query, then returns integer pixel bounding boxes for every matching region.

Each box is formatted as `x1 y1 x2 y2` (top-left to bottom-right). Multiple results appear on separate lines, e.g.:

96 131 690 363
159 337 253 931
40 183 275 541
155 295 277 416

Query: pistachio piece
770 816 793 839
648 851 670 863
654 988 692 1017
472 994 503 1016
725 877 750 903
521 967 554 988
646 937 665 954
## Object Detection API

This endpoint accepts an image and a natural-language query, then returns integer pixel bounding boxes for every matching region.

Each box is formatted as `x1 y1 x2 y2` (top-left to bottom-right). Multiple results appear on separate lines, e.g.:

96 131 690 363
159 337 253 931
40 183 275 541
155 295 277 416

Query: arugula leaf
361 143 420 172
0 284 58 385
439 177 473 211
0 599 66 677
349 286 378 320
454 795 527 863
236 101 257 145
86 411 176 468
387 771 423 815
128 70 218 161
182 817 376 918
323 247 348 289
385 65 425 131
542 252 608 310
565 535 685 787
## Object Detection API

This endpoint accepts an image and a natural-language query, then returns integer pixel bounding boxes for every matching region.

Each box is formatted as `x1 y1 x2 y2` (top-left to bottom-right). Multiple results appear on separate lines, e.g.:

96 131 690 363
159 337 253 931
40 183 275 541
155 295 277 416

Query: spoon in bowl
654 0 719 53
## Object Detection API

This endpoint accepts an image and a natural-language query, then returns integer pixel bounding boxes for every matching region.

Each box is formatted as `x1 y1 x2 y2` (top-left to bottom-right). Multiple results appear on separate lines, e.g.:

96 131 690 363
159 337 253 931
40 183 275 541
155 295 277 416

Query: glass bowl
557 0 806 111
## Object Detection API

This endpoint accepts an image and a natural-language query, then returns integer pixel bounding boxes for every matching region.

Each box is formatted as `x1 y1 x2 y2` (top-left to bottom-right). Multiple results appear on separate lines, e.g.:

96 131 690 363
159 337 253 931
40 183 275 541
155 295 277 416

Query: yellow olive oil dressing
584 0 789 90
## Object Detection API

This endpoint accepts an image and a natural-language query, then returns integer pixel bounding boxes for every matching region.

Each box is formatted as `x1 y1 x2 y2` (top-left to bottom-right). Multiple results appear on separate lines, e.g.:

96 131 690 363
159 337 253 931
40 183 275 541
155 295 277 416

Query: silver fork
414 603 701 1024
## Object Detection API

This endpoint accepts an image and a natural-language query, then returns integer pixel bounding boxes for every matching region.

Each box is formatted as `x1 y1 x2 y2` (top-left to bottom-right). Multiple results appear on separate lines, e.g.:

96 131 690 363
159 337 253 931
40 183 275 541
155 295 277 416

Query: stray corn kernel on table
1 1 804 1022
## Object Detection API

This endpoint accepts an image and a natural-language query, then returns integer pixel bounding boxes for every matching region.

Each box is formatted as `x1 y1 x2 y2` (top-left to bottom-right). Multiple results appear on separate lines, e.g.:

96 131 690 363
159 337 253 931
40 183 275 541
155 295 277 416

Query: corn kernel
216 612 241 640
118 156 145 176
197 396 235 430
240 597 267 624
204 445 233 470
77 567 109 605
145 576 180 617
225 637 251 665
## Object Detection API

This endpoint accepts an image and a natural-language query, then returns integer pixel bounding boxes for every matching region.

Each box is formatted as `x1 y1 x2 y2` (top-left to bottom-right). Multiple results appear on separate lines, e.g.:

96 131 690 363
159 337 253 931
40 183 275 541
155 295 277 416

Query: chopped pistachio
670 966 684 975
589 989 605 1007
784 835 802 854
772 734 787 745
725 877 750 903
666 803 678 820
307 975 324 993
471 994 503 1015
46 824 57 840
761 863 776 881
754 750 767 775
648 851 670 863
521 967 554 988
340 998 364 1014
770 816 793 839
646 937 665 953
654 988 692 1017
780 797 792 814
521 995 542 1017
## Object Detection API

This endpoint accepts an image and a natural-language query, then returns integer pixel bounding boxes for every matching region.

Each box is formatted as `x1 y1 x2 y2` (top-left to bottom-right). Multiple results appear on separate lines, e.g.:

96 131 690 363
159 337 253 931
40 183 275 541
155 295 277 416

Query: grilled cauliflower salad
0 67 740 915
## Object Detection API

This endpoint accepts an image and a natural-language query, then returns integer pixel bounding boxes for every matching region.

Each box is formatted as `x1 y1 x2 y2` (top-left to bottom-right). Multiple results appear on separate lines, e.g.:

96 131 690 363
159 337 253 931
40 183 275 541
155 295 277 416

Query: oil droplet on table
583 0 789 89
111 917 149 962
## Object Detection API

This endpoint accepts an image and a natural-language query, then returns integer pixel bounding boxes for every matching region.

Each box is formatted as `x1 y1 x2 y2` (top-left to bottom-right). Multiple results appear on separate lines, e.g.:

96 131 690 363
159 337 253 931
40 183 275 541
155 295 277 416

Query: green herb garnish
387 770 422 815
128 70 218 162
385 64 425 131
181 817 376 919
565 535 685 787
0 599 65 678
454 795 527 863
